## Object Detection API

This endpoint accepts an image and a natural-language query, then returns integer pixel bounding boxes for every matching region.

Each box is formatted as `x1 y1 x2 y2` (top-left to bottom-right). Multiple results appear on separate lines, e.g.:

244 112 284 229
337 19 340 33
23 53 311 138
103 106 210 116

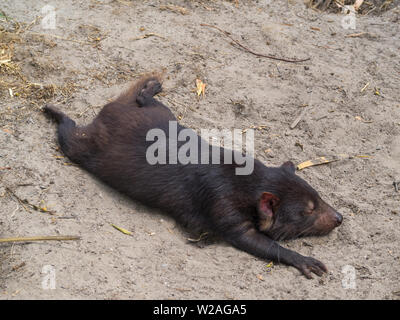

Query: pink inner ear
259 192 280 217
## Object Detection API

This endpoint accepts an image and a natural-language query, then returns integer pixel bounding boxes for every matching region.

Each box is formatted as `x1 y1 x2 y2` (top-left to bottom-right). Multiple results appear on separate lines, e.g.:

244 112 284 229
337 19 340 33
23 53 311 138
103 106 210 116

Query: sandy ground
0 0 399 300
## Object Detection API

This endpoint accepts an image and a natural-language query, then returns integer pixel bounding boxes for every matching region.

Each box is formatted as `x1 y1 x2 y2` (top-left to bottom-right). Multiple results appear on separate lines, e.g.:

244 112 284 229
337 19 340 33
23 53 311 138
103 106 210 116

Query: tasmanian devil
43 74 343 279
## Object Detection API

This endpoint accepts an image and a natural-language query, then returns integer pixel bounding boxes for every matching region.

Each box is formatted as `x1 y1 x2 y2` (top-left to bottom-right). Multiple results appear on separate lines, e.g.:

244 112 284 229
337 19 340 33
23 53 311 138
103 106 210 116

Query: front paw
291 255 328 279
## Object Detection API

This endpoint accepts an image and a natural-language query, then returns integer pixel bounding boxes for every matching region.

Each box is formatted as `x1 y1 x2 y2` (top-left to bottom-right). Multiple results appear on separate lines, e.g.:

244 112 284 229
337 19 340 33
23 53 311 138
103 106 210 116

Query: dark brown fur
43 75 342 278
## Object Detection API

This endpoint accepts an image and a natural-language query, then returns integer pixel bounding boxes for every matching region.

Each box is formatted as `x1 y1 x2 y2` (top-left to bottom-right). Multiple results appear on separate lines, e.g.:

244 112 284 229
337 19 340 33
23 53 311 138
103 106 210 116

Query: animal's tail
43 104 76 126
43 104 79 162
114 72 163 107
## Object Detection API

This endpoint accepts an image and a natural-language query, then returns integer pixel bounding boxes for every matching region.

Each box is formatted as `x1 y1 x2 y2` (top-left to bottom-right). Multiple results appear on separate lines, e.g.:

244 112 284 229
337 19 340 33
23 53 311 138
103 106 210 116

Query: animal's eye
304 208 313 215
304 201 315 215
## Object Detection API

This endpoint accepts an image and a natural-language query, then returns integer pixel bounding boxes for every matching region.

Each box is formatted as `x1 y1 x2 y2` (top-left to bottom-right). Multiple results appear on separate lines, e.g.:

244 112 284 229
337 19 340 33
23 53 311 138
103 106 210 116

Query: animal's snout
335 212 343 226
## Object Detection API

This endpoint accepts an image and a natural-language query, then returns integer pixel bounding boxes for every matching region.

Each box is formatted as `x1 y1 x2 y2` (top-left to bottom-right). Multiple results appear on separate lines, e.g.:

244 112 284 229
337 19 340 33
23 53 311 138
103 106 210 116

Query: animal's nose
335 212 343 226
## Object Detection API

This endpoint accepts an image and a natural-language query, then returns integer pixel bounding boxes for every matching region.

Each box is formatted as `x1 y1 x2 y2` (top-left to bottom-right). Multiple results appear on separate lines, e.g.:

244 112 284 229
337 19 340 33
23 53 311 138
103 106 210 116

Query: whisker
296 223 317 238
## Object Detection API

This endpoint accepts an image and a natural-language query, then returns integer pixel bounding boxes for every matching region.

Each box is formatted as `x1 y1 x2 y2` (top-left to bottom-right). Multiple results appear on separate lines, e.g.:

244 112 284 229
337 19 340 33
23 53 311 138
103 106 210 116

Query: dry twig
200 24 310 63
0 236 81 243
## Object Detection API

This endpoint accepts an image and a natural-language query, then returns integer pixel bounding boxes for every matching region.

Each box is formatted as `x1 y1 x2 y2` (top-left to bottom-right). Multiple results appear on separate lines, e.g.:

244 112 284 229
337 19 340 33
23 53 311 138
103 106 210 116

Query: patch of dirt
0 0 399 299
307 0 399 15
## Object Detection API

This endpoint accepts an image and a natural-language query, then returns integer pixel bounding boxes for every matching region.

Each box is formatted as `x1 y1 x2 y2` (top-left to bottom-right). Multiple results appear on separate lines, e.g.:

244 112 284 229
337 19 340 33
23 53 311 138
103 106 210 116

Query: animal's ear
258 192 280 218
281 161 296 174
258 192 280 231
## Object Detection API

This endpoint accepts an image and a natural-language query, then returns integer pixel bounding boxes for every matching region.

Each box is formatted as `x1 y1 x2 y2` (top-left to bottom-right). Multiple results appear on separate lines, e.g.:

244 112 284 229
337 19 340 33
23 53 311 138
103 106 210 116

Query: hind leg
136 79 162 107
